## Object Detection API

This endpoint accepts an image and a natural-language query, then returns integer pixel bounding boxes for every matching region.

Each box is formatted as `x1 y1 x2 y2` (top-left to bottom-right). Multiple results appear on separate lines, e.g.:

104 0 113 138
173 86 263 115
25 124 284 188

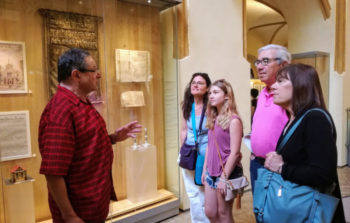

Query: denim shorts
205 171 220 189
205 166 243 189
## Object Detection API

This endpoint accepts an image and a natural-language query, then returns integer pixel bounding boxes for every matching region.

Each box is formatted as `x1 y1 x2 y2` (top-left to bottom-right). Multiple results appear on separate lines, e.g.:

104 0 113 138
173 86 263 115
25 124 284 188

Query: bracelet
219 177 227 182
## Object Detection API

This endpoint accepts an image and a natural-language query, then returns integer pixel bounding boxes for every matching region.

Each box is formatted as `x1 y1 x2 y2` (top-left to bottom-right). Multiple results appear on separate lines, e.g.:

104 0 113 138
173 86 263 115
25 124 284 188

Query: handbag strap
191 103 206 145
213 127 228 179
277 108 332 152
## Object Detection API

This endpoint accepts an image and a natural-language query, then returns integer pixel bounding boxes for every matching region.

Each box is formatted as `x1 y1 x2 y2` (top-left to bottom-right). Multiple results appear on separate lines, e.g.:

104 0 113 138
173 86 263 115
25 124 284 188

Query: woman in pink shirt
202 79 243 223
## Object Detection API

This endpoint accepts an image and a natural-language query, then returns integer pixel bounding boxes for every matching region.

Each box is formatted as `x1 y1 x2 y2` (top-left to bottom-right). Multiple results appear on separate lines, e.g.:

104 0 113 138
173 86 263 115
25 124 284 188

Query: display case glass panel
0 0 180 221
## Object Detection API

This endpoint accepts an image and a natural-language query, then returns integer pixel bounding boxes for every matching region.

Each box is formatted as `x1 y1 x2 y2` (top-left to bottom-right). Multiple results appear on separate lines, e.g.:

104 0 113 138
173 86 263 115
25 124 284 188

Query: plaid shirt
39 86 116 222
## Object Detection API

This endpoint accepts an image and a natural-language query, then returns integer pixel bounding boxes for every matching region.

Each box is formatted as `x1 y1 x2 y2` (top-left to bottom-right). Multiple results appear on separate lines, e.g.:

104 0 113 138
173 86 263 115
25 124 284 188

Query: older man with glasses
250 44 291 193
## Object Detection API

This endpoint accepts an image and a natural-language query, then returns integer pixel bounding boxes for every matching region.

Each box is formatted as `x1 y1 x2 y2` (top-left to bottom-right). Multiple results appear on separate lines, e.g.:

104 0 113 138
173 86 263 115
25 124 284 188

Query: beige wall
178 0 251 208
278 0 346 165
247 34 264 58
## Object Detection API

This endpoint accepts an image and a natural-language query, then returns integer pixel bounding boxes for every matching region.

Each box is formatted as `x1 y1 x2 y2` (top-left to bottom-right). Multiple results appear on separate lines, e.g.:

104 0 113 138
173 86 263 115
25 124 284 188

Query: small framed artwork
0 40 28 94
0 111 32 161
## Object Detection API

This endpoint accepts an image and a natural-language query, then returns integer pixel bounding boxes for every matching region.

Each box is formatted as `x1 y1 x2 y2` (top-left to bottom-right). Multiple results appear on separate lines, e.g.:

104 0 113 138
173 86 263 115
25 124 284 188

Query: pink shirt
251 87 288 158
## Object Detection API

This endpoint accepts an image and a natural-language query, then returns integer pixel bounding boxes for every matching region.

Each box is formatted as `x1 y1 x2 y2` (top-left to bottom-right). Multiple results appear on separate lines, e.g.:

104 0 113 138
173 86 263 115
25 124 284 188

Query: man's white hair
258 44 291 64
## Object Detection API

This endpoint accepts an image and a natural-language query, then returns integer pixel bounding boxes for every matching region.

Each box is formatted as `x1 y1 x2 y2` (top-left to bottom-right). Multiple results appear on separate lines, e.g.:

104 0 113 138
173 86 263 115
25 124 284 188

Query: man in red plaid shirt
39 48 141 223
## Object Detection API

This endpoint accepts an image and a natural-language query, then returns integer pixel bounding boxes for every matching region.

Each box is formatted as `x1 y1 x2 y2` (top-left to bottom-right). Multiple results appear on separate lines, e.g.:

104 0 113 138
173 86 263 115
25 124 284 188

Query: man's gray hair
258 44 291 64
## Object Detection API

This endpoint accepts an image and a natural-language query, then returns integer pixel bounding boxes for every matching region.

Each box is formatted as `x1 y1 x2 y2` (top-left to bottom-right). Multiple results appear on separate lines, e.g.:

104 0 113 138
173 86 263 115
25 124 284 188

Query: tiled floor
338 166 350 197
161 166 350 223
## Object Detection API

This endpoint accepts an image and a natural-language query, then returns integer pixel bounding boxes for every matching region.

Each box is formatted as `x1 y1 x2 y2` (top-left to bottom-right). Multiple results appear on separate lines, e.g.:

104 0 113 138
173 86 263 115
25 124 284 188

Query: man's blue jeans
250 157 264 194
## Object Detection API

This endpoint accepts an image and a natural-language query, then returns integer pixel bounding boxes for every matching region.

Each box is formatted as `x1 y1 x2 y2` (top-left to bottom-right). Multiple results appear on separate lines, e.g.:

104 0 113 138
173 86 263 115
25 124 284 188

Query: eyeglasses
78 68 99 73
191 81 206 86
254 58 281 67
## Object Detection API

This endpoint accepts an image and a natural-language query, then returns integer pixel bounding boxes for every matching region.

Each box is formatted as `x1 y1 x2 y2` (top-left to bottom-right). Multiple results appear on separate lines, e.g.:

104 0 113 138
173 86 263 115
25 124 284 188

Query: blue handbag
192 103 206 186
194 154 205 185
179 104 205 171
253 108 339 223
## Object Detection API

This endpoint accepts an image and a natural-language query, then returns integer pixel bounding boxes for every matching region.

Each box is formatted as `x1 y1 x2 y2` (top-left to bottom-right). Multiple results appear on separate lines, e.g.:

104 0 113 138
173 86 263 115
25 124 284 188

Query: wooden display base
38 189 179 223
107 189 179 223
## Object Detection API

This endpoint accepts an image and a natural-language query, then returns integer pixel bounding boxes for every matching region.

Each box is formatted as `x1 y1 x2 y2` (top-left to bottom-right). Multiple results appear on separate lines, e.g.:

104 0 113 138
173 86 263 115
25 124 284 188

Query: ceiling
118 0 181 10
246 0 288 47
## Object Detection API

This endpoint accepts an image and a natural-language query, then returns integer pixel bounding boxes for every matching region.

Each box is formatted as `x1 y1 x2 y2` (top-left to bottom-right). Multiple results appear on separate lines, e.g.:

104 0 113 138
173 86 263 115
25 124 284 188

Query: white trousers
182 168 210 223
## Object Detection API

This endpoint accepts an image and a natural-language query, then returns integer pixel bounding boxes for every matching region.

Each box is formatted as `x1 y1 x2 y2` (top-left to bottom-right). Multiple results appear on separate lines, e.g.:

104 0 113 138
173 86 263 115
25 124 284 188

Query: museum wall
177 0 251 208
0 0 167 221
277 0 346 165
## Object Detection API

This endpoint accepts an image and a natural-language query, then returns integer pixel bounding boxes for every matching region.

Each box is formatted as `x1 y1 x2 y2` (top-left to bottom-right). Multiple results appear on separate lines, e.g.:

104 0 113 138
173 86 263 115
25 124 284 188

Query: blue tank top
185 115 208 156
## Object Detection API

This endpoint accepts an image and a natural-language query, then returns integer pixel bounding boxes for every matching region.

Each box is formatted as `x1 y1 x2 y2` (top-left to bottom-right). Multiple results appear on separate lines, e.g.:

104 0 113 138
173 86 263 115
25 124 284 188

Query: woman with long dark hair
180 72 211 223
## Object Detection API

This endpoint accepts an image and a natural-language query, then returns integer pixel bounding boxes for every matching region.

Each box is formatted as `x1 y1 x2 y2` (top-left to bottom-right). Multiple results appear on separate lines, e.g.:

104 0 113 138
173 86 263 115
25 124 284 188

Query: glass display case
0 0 181 222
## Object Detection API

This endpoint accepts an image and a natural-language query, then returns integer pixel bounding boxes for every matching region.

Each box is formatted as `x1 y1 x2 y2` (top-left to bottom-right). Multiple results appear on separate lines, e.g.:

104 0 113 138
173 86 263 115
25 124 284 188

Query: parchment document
121 91 145 107
0 111 31 161
116 49 150 82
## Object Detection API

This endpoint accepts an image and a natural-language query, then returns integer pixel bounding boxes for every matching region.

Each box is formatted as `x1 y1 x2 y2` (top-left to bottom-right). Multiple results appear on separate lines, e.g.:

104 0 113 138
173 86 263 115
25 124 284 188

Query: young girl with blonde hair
202 79 243 223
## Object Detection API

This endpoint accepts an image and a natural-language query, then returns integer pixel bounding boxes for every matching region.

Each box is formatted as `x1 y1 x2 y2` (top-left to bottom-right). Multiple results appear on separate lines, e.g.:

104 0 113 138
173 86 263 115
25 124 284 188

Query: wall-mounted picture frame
0 111 32 162
0 40 28 94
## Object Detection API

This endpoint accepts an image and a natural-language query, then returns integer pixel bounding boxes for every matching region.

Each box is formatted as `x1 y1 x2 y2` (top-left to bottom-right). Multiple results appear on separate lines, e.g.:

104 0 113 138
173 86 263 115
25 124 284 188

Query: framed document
0 41 28 94
116 49 150 82
0 111 32 161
